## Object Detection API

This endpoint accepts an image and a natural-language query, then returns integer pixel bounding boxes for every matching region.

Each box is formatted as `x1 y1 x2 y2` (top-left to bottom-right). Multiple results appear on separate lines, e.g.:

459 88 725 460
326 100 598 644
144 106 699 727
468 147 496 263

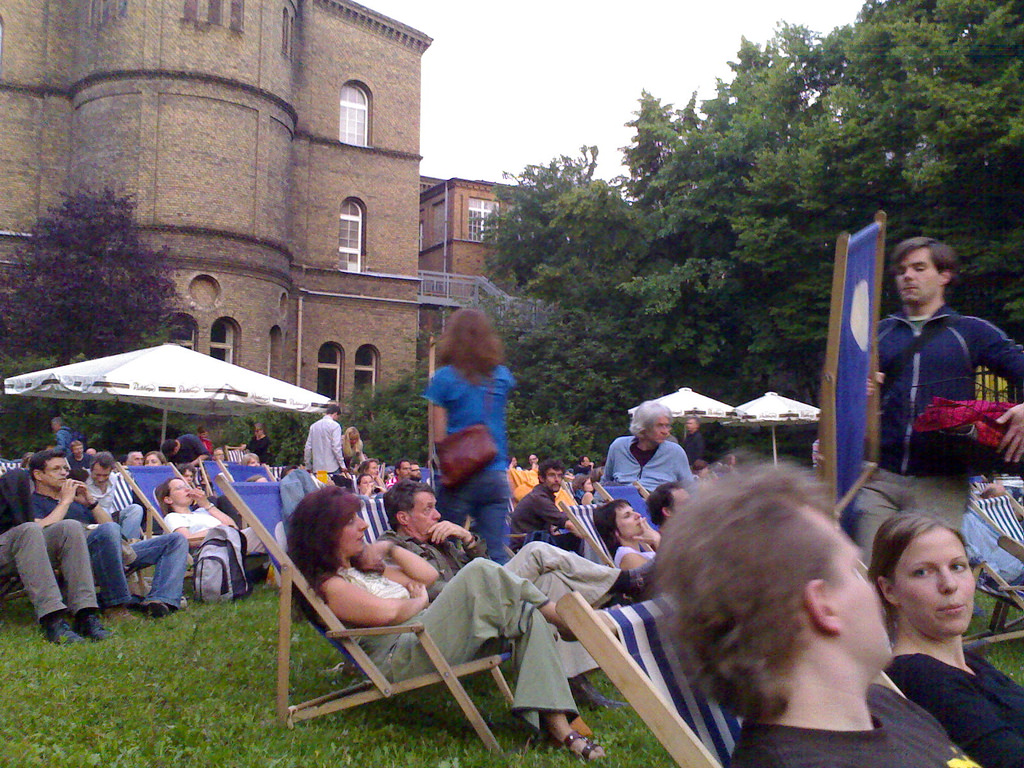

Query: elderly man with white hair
603 401 695 492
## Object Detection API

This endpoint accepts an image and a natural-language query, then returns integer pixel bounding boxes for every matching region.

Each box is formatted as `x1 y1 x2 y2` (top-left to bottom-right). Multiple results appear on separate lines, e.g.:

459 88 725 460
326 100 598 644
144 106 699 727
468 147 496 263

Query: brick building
417 175 504 337
0 0 430 402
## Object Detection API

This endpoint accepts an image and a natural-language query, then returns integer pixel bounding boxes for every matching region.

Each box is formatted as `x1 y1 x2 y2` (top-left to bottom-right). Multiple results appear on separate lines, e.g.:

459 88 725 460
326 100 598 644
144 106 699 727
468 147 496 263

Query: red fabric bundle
913 397 1014 449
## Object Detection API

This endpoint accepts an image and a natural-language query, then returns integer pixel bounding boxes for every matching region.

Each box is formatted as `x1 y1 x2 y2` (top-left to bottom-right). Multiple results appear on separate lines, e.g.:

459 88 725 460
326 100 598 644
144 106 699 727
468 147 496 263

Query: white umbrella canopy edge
627 387 737 422
732 391 820 425
727 392 820 464
3 344 331 416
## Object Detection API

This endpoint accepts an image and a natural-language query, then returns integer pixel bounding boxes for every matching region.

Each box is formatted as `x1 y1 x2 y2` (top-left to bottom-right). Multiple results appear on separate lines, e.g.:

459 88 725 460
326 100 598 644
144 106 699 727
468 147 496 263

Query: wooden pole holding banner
819 233 849 506
865 212 887 463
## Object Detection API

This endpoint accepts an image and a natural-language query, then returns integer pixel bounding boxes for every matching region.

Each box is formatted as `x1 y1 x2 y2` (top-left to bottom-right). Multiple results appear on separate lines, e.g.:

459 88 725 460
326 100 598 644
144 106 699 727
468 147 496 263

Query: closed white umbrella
628 387 736 422
4 344 330 440
730 392 820 464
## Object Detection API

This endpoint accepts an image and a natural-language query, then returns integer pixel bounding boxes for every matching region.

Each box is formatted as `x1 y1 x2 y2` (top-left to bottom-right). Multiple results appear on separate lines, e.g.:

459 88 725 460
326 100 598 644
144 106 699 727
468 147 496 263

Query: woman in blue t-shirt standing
425 309 515 564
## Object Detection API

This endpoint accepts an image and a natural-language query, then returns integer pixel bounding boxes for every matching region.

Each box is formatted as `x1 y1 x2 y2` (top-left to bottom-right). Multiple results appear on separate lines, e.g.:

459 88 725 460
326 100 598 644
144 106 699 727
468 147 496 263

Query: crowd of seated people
11 408 1024 768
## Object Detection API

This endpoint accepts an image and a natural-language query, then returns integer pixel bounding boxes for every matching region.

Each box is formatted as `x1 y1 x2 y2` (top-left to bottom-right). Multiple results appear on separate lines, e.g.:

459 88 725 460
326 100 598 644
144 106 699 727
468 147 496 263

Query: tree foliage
0 188 176 363
488 1 1024 463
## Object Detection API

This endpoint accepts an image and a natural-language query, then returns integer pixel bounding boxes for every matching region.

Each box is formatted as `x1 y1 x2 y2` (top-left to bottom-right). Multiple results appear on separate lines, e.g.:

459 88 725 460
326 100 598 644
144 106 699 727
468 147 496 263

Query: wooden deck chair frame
214 480 514 750
966 495 1024 645
556 592 721 768
558 500 616 568
632 481 650 500
593 481 614 503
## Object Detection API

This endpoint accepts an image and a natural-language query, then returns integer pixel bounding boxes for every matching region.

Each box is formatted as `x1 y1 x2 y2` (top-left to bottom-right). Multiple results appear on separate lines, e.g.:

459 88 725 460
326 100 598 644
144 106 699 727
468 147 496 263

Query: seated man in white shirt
86 452 145 540
155 477 264 553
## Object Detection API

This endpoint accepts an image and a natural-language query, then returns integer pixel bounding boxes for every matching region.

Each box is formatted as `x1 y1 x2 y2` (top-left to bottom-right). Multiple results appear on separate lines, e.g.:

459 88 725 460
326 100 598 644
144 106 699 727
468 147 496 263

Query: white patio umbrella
628 387 736 422
729 391 820 464
4 344 330 441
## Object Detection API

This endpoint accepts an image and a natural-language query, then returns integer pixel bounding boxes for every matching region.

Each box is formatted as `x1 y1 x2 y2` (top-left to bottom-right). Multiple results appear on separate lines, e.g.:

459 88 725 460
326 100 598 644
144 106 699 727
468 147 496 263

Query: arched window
268 325 283 377
210 317 238 363
339 83 368 146
338 198 364 272
354 344 378 392
169 313 199 350
316 343 343 400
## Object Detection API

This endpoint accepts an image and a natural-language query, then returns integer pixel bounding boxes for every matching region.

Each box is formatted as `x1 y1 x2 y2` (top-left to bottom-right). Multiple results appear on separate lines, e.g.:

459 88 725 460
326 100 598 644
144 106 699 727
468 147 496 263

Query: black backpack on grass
194 526 250 602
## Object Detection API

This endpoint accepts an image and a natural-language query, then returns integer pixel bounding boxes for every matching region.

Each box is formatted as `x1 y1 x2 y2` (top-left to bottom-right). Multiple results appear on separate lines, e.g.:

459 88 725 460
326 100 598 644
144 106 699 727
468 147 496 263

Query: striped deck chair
214 481 514 748
357 494 390 544
227 448 245 463
557 592 738 767
558 501 615 568
0 460 22 476
967 492 1024 645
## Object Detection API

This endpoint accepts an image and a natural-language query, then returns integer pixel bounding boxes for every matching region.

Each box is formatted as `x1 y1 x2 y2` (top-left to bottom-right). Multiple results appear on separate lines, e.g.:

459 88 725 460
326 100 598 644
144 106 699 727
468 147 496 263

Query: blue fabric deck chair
357 494 390 544
221 461 271 482
557 591 740 767
557 501 615 568
230 481 287 558
213 480 514 749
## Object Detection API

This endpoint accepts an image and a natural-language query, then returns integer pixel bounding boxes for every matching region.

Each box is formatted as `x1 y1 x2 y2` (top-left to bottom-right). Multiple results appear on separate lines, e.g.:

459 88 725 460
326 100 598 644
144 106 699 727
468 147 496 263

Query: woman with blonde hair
870 512 1024 767
342 426 364 469
425 308 514 563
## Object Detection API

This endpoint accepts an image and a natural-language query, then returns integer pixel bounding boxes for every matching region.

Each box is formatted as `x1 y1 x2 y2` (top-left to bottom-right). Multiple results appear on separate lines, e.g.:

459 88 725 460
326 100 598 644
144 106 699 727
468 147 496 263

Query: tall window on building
169 313 199 350
268 325 283 377
208 0 222 24
468 198 498 242
229 0 244 30
354 345 378 392
183 0 198 21
339 83 368 146
0 16 4 75
281 6 294 57
210 317 238 363
338 199 364 272
431 201 445 246
317 343 343 400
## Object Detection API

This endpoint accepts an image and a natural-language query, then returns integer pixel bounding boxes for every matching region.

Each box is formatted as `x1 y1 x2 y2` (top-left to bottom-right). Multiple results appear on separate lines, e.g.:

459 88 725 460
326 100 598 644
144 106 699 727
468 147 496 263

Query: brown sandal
563 730 605 761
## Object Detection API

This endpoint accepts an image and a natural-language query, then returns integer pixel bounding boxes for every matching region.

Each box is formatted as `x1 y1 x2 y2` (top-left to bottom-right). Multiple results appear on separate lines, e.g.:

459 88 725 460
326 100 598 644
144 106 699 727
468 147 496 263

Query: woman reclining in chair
288 485 605 761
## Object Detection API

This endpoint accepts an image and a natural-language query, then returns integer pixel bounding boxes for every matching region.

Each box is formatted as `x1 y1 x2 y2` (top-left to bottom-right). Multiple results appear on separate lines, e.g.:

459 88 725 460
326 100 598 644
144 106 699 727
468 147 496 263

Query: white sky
365 0 867 182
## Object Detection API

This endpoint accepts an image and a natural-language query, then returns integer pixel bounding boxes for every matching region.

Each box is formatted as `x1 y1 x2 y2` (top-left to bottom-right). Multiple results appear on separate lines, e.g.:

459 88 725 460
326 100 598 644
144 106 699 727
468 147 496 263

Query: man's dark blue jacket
878 305 1024 476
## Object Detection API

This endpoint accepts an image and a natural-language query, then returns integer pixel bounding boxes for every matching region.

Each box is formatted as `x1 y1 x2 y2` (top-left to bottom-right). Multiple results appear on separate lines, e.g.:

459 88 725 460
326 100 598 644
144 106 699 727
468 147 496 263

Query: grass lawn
0 584 669 768
2 586 1023 768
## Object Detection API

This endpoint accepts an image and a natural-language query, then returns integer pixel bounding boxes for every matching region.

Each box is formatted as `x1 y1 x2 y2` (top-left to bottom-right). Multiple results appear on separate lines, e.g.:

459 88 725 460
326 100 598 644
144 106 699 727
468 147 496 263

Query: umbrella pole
160 409 168 444
772 426 778 465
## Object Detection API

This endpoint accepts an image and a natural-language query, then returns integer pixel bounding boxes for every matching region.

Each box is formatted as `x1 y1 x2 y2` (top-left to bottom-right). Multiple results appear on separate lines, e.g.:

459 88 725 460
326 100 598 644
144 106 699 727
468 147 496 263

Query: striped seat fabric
558 502 614 567
108 472 138 513
605 599 741 766
979 494 1024 544
358 494 390 544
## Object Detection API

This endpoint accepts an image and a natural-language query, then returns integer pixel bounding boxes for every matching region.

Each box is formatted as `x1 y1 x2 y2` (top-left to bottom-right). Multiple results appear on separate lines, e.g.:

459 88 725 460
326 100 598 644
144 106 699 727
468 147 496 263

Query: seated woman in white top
594 499 659 569
155 477 251 548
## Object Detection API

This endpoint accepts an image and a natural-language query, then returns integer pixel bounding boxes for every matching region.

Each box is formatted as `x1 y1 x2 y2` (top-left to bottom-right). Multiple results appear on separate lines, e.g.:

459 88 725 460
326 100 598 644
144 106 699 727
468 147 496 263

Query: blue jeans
114 504 144 540
87 524 189 608
435 469 510 564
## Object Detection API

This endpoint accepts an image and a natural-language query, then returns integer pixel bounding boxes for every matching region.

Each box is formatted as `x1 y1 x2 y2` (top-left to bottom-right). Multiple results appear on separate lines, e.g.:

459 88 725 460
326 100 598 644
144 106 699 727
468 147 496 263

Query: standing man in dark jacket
856 237 1024 550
